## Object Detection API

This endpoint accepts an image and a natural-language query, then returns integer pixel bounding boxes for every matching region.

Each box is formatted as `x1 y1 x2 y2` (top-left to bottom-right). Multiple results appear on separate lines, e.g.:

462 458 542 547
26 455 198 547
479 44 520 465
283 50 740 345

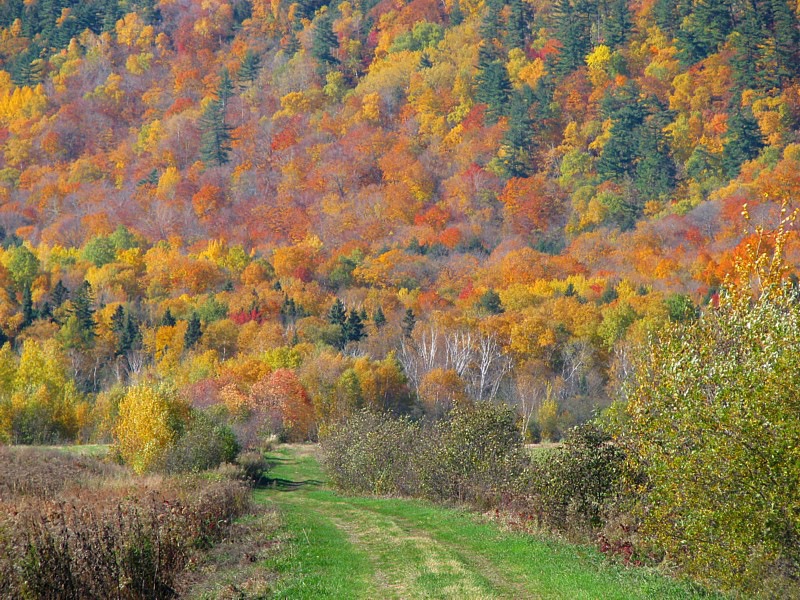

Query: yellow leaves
115 12 153 48
361 92 382 122
586 45 612 88
125 52 153 75
273 90 324 120
114 384 184 473
0 83 47 125
135 119 164 155
90 73 125 105
156 166 180 199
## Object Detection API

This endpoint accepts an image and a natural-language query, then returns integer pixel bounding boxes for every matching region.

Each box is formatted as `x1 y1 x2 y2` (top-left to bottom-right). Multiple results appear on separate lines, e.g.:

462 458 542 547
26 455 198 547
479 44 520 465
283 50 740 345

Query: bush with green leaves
158 410 240 473
612 221 800 595
321 411 420 496
528 423 626 531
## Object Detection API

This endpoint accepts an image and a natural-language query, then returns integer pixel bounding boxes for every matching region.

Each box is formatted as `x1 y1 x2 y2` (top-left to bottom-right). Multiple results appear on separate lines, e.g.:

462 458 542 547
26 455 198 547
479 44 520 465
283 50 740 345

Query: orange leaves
257 368 314 441
500 175 565 238
192 184 226 219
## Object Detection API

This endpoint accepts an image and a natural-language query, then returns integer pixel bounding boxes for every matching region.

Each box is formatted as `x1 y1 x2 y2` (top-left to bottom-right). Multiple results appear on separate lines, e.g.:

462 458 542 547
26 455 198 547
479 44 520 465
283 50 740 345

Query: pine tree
312 13 339 75
111 304 126 334
285 29 301 56
722 101 765 178
604 0 632 48
499 88 534 178
402 308 416 338
162 308 176 327
184 313 202 350
419 52 433 69
21 285 34 327
769 0 800 83
328 298 347 327
52 280 68 307
450 0 464 25
346 309 366 342
238 50 261 87
506 0 531 50
71 281 97 345
552 0 592 76
217 68 234 111
199 99 233 167
476 44 512 124
374 306 387 328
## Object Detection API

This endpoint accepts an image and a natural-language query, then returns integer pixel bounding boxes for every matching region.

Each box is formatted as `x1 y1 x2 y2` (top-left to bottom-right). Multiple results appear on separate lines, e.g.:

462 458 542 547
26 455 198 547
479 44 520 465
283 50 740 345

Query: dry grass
0 446 255 599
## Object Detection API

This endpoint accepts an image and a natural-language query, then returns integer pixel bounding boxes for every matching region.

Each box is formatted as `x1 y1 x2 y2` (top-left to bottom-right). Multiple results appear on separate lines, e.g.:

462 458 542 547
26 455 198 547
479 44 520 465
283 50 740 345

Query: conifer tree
71 281 97 345
476 44 512 123
199 98 233 167
312 13 339 75
328 298 347 327
238 50 261 87
402 308 416 338
346 309 366 342
52 280 68 308
21 285 34 327
499 88 534 178
374 306 387 328
184 313 202 350
552 0 592 76
604 0 632 48
722 101 765 178
162 308 176 327
506 0 531 50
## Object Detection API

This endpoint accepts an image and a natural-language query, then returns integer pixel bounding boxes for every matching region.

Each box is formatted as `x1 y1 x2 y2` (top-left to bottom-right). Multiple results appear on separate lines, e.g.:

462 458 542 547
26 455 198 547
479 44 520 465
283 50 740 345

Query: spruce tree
507 0 531 50
217 68 234 111
476 44 512 124
328 298 347 327
499 88 534 178
402 308 416 338
722 102 765 178
199 98 233 167
604 0 632 48
162 308 176 327
346 309 366 342
184 313 202 350
238 50 261 87
374 306 387 328
71 281 97 345
111 304 126 334
552 0 592 76
52 280 68 307
21 285 34 327
312 13 339 75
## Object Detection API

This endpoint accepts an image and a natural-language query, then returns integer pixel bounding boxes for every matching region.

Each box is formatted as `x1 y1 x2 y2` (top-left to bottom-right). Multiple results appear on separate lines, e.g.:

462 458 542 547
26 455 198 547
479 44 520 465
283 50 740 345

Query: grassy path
256 445 717 599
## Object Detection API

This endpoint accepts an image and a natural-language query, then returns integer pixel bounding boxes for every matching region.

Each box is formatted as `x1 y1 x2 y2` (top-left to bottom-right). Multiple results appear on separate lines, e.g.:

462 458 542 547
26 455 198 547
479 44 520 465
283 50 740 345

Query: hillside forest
0 0 799 595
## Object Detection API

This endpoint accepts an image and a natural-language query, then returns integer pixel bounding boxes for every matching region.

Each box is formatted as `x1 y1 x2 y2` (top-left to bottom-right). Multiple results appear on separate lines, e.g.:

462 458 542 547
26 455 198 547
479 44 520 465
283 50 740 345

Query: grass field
256 444 721 600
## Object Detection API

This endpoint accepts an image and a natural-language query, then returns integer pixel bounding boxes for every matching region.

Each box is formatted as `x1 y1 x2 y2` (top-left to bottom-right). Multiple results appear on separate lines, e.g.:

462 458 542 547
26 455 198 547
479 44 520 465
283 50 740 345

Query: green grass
22 443 112 457
255 444 722 600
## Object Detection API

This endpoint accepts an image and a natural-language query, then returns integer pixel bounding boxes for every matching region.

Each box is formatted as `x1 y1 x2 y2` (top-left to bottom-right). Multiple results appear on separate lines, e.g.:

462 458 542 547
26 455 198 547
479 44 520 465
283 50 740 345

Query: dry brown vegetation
0 446 262 600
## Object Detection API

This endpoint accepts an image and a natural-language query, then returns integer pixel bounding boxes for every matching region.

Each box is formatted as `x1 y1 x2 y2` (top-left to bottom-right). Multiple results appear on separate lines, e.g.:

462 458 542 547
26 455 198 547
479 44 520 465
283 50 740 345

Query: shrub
528 423 626 531
235 450 272 486
611 221 800 595
158 410 240 473
321 411 419 495
0 471 250 599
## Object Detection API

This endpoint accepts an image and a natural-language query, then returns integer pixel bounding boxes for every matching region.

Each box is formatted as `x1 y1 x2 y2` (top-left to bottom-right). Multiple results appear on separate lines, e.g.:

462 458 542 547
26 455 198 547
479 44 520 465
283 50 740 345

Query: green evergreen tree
419 52 433 69
597 84 648 180
604 0 632 48
111 304 126 334
401 308 416 338
184 313 203 350
506 0 531 50
162 308 176 327
374 306 387 328
21 285 34 327
345 309 367 342
285 29 301 56
51 280 68 308
722 101 765 178
768 0 800 83
635 122 676 200
312 13 339 75
499 88 534 178
551 0 593 76
676 0 734 64
71 281 97 346
476 44 512 124
450 0 464 25
328 298 347 327
199 98 233 167
217 68 235 111
238 50 261 87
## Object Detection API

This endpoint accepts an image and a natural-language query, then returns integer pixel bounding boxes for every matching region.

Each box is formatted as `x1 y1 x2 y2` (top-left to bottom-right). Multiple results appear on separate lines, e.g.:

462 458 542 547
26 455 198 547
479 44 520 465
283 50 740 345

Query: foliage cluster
0 447 255 600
